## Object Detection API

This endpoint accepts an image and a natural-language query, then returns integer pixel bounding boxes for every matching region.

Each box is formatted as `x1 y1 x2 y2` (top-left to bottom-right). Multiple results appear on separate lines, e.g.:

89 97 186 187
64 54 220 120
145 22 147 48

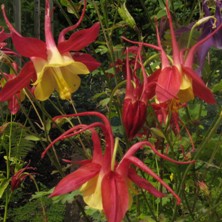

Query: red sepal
58 22 100 53
50 163 101 197
102 171 129 222
128 168 165 198
11 33 47 59
72 52 101 71
0 62 36 101
156 66 182 103
182 66 216 104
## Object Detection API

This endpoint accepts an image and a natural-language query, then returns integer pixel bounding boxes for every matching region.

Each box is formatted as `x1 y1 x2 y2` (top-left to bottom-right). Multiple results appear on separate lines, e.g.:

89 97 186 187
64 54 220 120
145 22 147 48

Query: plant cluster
0 0 222 221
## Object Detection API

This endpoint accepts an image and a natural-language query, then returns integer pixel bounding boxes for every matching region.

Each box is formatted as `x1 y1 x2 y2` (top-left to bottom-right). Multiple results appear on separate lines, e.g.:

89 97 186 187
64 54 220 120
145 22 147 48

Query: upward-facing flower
0 0 100 101
197 0 222 74
42 111 194 222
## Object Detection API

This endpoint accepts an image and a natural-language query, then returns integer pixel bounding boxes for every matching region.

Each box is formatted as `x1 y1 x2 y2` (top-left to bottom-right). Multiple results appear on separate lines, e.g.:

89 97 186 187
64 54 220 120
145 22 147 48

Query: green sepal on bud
118 2 136 29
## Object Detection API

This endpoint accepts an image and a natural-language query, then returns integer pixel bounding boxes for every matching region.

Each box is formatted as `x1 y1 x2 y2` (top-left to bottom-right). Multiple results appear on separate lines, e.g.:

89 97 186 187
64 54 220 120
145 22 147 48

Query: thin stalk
182 189 195 220
69 99 89 158
3 114 13 222
3 192 12 222
19 102 64 176
24 90 45 130
30 175 48 222
155 156 160 217
54 0 73 25
140 189 158 221
171 110 222 220
91 0 117 84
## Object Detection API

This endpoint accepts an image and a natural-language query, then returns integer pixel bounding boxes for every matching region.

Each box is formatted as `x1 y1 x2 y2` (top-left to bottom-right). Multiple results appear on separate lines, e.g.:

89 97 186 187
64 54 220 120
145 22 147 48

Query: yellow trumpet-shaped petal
178 74 194 103
32 47 89 101
80 174 103 210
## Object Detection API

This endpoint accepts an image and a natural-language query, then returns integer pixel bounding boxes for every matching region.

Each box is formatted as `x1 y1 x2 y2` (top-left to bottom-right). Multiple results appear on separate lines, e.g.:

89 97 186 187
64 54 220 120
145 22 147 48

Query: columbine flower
0 0 100 101
0 63 25 114
153 0 222 104
122 46 157 139
197 0 222 74
11 164 35 192
42 111 194 222
123 0 222 104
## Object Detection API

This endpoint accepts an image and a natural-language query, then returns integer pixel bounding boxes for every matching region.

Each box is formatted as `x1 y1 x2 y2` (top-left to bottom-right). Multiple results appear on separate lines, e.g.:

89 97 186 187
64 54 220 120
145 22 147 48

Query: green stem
140 189 158 221
171 110 222 220
30 175 48 222
4 115 13 222
186 16 216 54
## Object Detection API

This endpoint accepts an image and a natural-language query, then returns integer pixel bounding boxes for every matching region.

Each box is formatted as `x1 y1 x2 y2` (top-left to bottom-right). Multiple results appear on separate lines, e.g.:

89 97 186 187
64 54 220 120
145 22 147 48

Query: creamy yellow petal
65 61 89 75
178 87 194 103
61 69 81 93
180 74 192 90
32 47 90 100
80 175 103 210
177 74 194 103
34 68 56 101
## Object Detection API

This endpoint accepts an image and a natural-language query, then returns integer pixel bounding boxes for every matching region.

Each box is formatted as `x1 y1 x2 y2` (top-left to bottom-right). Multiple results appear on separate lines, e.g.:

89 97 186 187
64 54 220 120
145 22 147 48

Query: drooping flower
0 0 100 101
153 0 222 104
0 63 25 114
11 164 35 192
122 46 157 139
197 0 222 74
42 111 194 222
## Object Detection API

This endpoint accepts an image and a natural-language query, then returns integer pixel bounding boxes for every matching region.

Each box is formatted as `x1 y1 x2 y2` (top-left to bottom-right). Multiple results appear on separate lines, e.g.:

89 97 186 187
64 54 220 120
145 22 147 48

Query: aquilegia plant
0 0 222 221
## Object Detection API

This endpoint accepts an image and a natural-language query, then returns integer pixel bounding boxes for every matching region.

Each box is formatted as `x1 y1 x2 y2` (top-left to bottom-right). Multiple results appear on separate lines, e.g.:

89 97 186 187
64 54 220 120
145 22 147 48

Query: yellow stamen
51 67 72 100
111 137 119 171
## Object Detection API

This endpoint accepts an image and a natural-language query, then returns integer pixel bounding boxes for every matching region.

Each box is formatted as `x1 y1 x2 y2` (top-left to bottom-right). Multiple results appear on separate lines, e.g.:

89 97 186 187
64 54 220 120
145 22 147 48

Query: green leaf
0 178 10 198
150 127 166 139
25 135 41 141
156 9 166 19
212 80 222 92
99 98 110 107
52 190 81 204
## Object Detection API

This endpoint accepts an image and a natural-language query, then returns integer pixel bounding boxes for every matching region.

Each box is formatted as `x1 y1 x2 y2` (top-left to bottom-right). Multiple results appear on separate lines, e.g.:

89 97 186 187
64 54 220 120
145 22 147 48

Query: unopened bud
118 2 136 29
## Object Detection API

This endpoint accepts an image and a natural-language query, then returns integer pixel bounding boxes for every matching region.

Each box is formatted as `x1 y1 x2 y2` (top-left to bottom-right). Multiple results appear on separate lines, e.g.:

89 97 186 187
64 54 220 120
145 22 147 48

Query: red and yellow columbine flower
122 46 157 139
0 0 100 101
42 111 194 222
123 0 222 104
154 0 222 104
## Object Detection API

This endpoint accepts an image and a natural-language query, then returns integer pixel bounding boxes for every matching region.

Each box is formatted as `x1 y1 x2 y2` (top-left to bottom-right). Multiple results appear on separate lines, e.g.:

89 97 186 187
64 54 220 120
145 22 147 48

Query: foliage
8 196 65 222
0 0 222 221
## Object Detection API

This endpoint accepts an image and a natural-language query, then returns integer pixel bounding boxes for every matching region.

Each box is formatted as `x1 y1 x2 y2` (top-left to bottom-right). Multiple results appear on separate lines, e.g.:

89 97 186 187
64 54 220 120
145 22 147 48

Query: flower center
52 67 72 100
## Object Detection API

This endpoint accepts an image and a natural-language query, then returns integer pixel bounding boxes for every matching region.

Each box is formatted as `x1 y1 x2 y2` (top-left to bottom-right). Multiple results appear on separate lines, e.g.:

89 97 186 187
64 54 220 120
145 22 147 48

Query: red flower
0 0 100 101
122 46 157 139
42 111 194 222
11 164 35 192
154 0 222 104
122 0 222 104
0 63 25 114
